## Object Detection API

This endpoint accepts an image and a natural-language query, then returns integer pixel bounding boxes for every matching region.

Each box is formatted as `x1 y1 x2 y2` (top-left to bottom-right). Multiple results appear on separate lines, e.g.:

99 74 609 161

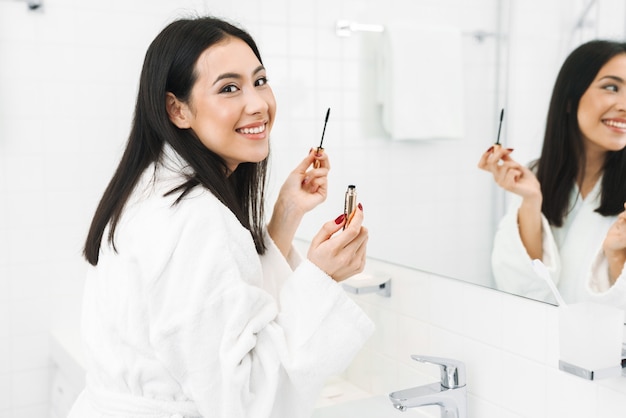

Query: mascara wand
314 107 331 168
318 107 330 150
495 108 504 146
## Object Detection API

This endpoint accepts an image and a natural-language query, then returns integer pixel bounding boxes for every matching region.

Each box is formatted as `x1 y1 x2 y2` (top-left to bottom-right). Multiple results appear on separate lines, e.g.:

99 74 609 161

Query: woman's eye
255 77 268 87
603 84 619 92
220 84 240 93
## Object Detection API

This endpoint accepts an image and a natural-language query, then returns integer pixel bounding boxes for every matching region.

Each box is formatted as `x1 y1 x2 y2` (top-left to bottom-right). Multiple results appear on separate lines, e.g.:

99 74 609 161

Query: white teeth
238 124 266 134
605 120 626 129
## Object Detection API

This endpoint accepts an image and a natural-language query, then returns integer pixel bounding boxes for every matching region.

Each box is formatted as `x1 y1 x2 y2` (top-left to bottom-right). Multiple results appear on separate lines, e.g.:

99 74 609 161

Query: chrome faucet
389 355 467 418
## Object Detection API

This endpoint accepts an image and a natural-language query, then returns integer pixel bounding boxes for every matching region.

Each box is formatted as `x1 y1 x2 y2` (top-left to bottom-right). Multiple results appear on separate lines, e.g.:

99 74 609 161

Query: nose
244 86 270 115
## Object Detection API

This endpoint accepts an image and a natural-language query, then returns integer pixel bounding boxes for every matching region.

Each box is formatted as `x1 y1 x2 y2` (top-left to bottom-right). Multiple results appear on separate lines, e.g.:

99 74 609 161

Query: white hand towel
379 23 465 140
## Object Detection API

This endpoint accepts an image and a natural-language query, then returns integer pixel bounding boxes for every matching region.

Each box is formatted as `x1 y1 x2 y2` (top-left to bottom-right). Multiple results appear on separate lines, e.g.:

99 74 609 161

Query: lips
236 123 266 135
603 119 626 130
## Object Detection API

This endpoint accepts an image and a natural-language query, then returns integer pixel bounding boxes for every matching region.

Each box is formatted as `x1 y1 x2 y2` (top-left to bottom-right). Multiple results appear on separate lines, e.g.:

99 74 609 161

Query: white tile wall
0 1 192 416
1 0 625 417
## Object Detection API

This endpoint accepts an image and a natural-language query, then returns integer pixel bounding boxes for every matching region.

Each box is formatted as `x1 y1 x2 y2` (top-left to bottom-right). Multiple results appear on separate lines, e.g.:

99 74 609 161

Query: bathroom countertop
313 393 433 418
313 376 438 417
315 375 373 408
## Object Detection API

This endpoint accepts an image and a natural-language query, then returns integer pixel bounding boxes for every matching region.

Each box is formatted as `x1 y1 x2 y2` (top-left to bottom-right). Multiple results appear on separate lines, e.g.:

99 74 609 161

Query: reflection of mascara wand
495 108 504 146
314 107 331 168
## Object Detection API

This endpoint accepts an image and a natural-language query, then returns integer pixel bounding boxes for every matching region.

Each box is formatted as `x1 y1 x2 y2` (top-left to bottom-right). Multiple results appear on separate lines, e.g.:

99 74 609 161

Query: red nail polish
358 203 363 211
335 214 346 224
486 145 494 153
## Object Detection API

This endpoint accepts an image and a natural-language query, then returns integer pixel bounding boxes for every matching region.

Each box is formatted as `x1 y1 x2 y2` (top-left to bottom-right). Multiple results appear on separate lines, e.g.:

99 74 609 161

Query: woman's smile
236 122 268 138
603 118 626 132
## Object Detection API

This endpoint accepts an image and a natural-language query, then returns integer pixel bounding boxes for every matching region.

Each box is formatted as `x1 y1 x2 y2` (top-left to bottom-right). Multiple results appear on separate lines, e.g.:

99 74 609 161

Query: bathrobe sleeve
143 192 374 418
491 199 561 303
587 250 626 313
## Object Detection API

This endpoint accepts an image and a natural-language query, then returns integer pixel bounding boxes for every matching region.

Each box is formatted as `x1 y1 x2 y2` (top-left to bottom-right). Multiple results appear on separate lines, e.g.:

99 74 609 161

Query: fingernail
334 214 346 224
486 145 494 153
506 148 514 152
358 203 363 211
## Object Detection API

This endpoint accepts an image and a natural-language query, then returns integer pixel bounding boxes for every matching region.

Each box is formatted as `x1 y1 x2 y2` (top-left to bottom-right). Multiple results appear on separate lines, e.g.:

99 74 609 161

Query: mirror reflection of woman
478 40 626 309
68 16 373 418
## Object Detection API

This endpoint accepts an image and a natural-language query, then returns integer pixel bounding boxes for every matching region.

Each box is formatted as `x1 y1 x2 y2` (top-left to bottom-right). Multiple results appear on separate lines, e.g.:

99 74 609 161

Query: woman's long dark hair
84 16 268 265
534 39 626 227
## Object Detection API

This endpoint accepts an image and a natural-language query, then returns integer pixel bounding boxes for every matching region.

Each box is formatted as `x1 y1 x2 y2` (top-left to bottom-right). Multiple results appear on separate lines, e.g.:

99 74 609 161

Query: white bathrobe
492 179 626 311
68 148 374 418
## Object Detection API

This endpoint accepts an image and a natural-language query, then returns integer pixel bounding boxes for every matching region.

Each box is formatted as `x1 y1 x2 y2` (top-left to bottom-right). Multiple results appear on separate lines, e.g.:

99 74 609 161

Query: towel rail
0 0 42 10
336 20 385 37
335 20 497 42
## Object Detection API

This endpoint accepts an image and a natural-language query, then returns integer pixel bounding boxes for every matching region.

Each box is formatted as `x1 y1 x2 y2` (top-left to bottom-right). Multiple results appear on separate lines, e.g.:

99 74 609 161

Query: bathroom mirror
273 0 626 304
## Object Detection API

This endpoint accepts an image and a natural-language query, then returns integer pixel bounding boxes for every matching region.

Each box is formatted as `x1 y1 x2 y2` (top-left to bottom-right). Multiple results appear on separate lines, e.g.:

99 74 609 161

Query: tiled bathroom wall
1 0 625 417
0 1 208 416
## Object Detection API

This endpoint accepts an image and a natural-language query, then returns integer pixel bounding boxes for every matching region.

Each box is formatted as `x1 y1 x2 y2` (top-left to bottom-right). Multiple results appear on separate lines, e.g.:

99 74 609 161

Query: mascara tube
344 185 357 229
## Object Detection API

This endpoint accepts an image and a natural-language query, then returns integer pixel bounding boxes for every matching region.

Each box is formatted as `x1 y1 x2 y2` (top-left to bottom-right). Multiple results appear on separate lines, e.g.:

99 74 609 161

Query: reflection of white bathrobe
492 180 626 311
68 148 374 418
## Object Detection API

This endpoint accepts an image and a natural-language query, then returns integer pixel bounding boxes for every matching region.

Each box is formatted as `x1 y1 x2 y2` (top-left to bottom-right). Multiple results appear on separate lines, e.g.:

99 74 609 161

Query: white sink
312 394 434 418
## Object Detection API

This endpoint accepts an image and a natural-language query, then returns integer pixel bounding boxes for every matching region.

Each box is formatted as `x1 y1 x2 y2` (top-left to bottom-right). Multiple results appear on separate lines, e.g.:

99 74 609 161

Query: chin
254 145 270 162
610 140 626 152
243 153 269 164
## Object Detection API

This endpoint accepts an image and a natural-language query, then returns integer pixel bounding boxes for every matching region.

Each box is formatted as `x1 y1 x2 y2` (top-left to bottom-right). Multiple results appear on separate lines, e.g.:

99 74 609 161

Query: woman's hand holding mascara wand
477 108 543 260
477 109 541 199
268 146 330 260
314 108 330 169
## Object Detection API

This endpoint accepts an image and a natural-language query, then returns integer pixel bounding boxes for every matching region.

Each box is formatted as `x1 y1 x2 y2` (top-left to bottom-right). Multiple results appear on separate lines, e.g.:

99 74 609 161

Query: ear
165 92 192 129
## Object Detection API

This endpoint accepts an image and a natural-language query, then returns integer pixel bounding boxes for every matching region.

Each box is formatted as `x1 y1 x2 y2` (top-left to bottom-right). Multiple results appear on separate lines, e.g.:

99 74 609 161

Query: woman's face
183 37 276 171
578 53 626 155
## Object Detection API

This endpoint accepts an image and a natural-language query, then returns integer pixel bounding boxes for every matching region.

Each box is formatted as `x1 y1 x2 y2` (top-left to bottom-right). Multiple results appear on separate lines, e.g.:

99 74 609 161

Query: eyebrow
212 65 266 86
598 75 625 83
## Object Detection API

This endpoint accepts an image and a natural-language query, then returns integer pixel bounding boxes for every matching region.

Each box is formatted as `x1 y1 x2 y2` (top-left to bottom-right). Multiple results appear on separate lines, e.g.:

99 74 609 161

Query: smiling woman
478 39 626 309
69 15 374 418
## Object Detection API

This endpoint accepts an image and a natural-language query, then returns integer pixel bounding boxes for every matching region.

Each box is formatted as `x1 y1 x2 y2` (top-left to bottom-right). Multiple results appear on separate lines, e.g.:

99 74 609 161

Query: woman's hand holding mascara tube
307 202 368 282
